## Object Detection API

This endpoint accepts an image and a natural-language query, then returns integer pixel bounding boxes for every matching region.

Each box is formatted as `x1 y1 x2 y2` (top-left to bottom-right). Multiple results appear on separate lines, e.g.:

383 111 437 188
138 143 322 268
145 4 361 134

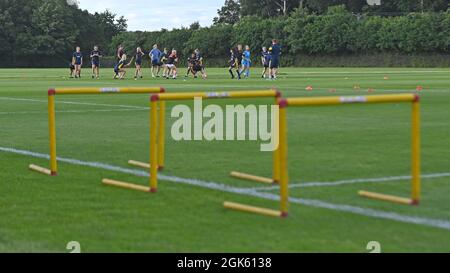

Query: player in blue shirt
240 45 251 78
269 39 281 80
90 46 102 79
72 46 83 79
149 44 162 78
261 47 272 79
134 47 145 80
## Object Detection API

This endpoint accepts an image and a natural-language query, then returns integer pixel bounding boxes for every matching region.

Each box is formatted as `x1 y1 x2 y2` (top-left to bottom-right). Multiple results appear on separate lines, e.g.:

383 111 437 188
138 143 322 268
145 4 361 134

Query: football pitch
0 67 449 252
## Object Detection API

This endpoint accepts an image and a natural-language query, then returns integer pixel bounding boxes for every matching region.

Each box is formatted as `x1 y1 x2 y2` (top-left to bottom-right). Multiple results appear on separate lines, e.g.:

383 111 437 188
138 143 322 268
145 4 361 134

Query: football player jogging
228 48 240 79
90 46 102 79
240 45 251 78
134 47 145 80
72 46 83 79
269 39 281 80
261 46 271 78
149 44 162 78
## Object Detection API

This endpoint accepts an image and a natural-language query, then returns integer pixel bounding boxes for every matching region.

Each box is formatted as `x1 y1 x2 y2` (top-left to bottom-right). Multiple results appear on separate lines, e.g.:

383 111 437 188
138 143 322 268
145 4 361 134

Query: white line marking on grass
252 174 450 191
288 70 450 75
2 146 450 231
0 109 147 115
0 97 148 110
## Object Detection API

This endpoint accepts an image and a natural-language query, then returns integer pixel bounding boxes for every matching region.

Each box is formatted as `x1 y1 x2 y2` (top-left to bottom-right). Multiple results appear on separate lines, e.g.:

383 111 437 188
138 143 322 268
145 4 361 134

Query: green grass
1 67 449 253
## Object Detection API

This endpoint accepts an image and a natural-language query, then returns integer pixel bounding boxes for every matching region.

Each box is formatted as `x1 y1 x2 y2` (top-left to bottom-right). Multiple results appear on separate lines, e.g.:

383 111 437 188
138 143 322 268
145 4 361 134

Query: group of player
70 44 190 80
69 39 281 80
228 39 281 80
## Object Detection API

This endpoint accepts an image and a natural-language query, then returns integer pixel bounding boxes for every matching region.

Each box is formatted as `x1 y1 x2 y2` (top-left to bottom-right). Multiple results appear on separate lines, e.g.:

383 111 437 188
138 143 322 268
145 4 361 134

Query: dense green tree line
1 0 449 67
112 6 450 66
0 0 126 67
214 0 449 23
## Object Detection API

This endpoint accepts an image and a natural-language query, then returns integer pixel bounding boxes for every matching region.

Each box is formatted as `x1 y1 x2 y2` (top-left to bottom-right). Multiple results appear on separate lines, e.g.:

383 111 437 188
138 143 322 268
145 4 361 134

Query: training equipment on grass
223 202 284 218
279 93 421 206
230 171 275 184
153 90 286 217
102 178 153 193
29 164 52 175
128 160 151 169
106 89 287 218
30 87 166 176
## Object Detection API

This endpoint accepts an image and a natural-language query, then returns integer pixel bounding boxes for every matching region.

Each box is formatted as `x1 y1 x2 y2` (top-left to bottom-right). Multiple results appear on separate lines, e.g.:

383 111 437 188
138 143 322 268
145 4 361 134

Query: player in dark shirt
269 39 281 79
236 44 243 77
117 44 125 62
261 46 271 79
114 54 134 80
72 46 83 79
185 53 196 78
158 48 168 77
90 46 102 79
194 49 207 78
69 62 75 78
228 48 240 79
134 47 145 80
164 49 178 79
186 53 206 79
228 49 236 78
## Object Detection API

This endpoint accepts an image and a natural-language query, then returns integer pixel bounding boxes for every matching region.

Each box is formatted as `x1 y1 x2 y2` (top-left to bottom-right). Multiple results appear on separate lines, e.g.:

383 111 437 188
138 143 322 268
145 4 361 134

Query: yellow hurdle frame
149 89 286 216
280 94 421 206
103 89 284 216
30 87 166 176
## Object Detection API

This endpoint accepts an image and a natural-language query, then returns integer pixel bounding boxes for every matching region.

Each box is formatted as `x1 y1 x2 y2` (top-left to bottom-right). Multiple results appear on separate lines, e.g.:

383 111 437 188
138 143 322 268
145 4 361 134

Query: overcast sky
77 0 224 31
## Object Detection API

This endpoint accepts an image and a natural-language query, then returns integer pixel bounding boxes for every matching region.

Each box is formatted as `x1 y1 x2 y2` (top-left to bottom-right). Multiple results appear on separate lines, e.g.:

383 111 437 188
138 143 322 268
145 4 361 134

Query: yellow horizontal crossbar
29 164 52 176
54 87 164 95
358 190 415 205
287 94 417 107
224 202 285 218
102 178 151 193
230 171 275 184
156 90 279 101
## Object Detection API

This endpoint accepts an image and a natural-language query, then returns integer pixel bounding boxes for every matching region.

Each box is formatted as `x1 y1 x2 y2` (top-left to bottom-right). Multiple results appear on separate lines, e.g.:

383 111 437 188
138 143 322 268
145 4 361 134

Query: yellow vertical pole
48 90 57 176
150 98 158 193
411 99 421 204
158 101 166 170
273 97 281 183
279 100 289 217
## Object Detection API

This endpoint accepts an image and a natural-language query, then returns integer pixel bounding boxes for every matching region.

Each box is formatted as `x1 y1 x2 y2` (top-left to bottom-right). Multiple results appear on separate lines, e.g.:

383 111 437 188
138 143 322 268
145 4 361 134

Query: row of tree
112 6 450 67
1 0 449 67
0 0 126 67
214 0 450 24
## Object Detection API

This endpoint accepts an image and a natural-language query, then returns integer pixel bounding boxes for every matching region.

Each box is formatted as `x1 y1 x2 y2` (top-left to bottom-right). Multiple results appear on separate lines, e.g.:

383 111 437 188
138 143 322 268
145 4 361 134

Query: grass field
1 67 449 253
